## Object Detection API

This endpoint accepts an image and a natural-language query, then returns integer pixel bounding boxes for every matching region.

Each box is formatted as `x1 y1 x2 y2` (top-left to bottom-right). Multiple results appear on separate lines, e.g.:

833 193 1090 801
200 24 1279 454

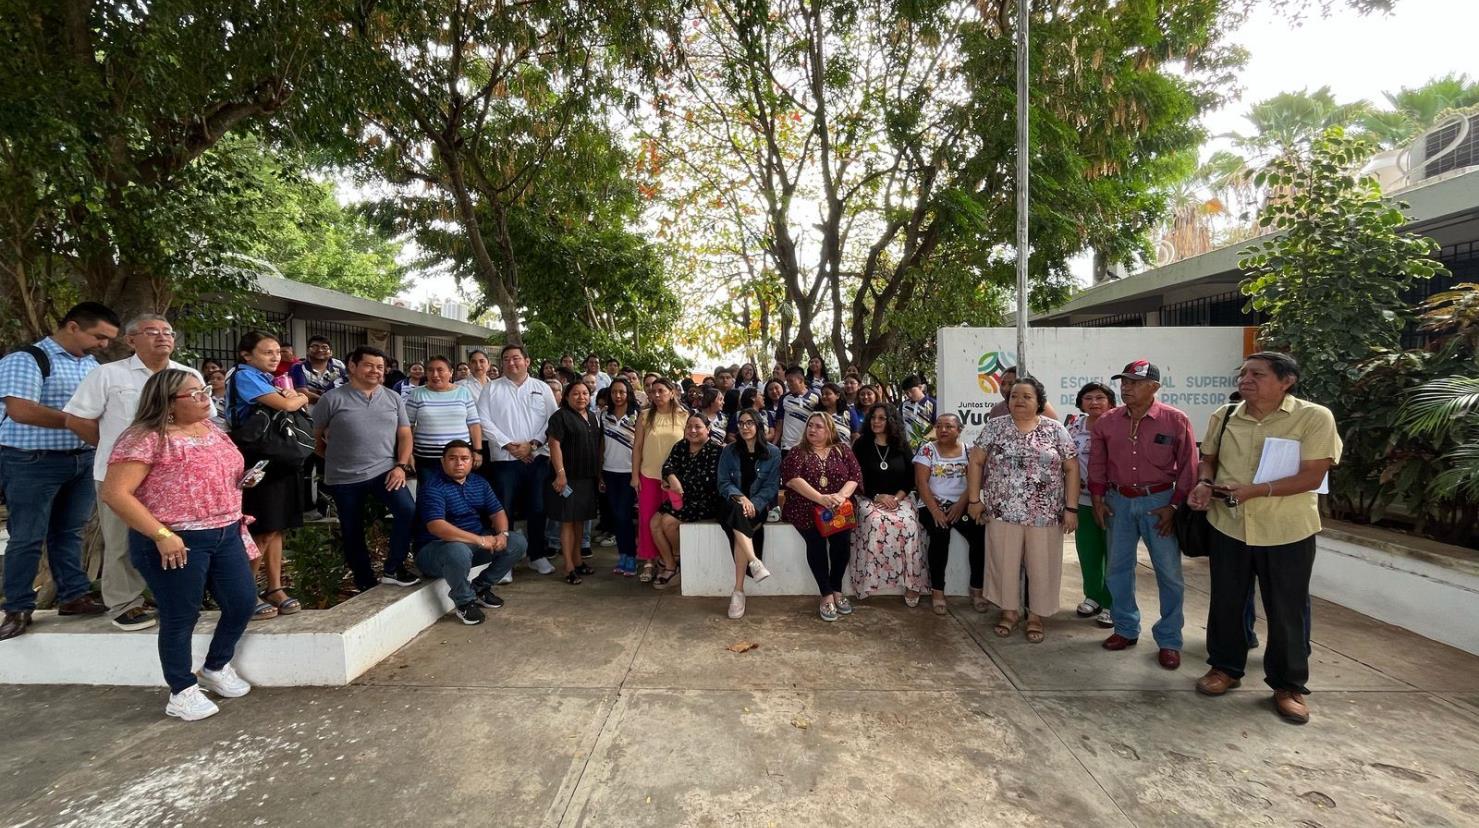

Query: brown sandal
1024 617 1045 644
994 613 1020 638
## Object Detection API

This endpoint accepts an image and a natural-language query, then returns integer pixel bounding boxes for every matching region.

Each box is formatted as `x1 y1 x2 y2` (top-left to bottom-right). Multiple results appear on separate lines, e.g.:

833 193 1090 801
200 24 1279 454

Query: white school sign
936 327 1250 442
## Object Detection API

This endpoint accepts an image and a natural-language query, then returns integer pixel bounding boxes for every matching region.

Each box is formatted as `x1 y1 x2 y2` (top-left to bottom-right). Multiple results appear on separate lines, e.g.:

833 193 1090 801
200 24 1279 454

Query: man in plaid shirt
0 302 120 640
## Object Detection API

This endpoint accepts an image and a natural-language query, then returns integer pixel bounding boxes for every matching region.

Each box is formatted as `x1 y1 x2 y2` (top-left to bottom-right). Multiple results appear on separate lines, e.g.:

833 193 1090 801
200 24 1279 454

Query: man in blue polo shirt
416 439 527 625
0 302 121 639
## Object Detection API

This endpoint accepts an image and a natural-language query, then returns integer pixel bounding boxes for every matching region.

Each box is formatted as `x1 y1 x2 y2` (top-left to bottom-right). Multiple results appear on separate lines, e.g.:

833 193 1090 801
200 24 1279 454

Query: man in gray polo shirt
313 346 418 591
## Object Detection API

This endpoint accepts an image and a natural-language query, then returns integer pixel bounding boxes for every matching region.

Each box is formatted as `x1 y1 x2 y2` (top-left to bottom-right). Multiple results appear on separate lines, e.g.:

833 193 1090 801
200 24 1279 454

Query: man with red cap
1088 360 1199 670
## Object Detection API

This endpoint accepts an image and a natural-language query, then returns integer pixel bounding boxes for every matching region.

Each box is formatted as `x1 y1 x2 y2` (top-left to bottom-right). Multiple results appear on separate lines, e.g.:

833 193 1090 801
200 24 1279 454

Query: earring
167 413 175 424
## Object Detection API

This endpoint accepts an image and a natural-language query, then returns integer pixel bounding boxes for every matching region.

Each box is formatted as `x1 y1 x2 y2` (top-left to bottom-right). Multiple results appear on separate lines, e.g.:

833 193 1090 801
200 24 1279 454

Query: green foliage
0 0 344 338
1239 127 1444 408
284 524 348 610
1360 74 1479 149
661 0 1241 374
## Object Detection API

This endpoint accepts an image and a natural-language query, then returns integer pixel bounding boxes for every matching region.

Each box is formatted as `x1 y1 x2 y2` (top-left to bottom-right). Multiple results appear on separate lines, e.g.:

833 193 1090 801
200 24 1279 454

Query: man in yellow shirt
1187 352 1342 725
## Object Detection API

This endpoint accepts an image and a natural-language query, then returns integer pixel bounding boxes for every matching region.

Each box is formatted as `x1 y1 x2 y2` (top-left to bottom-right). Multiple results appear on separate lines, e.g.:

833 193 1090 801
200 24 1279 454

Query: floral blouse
109 421 260 558
972 415 1077 527
660 440 723 522
779 444 863 531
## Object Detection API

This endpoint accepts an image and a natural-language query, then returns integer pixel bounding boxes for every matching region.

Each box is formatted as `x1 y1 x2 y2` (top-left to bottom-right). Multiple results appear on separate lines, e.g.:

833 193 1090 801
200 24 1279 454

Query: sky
391 0 1479 306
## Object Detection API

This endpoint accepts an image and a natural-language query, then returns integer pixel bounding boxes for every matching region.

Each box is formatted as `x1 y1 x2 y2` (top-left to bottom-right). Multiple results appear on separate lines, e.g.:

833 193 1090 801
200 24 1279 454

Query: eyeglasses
173 389 212 401
134 328 176 338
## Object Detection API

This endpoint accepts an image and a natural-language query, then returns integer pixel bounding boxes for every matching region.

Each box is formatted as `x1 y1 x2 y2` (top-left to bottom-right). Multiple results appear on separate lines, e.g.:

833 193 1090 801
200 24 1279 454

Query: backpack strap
19 345 50 380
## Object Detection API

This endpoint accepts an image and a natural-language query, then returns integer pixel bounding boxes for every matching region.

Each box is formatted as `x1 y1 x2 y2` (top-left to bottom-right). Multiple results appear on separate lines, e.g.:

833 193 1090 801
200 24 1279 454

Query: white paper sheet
1253 436 1328 494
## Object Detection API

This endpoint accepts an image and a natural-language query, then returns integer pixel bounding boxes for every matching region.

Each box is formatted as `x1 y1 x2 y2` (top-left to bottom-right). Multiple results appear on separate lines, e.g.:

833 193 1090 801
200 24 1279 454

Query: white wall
936 327 1249 442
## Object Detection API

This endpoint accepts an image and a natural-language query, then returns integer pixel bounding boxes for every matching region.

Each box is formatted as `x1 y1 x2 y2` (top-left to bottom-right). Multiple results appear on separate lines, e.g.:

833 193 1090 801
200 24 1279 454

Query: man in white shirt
476 344 559 573
63 313 206 631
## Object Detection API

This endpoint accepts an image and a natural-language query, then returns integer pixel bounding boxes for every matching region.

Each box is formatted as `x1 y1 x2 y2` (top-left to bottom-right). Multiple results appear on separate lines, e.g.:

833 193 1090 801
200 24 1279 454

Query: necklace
873 441 890 470
815 448 831 489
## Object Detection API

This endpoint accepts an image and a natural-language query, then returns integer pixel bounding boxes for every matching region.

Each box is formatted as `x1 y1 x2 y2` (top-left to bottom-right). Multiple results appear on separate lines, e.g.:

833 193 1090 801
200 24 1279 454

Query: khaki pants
985 521 1063 616
97 481 147 613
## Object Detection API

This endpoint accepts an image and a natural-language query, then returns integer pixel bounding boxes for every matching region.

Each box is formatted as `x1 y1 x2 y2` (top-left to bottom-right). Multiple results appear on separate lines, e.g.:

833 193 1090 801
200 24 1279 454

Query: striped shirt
779 390 819 449
602 408 638 473
707 410 730 447
406 385 480 459
901 395 938 450
0 337 98 451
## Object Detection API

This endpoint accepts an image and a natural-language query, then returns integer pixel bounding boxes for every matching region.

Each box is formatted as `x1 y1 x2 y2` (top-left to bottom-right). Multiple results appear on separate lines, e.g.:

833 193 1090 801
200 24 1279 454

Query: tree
1360 73 1479 150
1239 127 1446 408
331 0 680 345
0 0 343 343
653 0 1241 375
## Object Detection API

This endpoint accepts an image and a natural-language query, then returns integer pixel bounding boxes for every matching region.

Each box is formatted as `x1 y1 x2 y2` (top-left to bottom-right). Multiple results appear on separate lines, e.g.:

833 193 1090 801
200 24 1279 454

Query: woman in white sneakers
102 369 258 721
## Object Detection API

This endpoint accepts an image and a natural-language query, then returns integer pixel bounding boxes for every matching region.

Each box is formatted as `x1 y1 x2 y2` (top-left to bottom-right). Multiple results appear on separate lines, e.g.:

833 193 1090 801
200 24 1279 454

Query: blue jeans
1104 489 1184 649
602 470 637 565
323 471 417 590
416 532 526 607
486 457 549 560
0 447 96 612
129 525 257 693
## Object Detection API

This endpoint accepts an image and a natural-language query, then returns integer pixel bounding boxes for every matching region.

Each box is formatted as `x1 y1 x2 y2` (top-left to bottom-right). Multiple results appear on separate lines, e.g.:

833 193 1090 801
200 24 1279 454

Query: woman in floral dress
967 375 1079 643
849 403 927 604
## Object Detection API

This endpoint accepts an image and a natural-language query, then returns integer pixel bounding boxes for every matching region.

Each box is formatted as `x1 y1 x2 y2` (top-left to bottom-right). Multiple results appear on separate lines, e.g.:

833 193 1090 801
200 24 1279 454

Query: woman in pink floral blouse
101 369 260 722
967 375 1079 644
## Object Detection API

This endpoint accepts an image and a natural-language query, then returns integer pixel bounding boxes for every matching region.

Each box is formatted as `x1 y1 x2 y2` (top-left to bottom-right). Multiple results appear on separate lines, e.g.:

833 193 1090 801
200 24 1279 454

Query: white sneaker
497 571 513 585
198 663 252 698
598 535 616 548
728 591 746 619
766 508 781 523
1095 609 1114 628
529 556 556 575
747 559 771 582
165 685 220 721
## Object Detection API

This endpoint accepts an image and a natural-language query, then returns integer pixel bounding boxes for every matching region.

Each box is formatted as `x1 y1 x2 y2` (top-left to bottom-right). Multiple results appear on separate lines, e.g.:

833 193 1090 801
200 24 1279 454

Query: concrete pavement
3 544 1478 827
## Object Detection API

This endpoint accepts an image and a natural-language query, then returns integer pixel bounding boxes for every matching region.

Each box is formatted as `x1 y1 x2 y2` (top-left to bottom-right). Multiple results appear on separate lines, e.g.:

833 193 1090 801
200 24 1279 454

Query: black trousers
918 507 984 591
718 498 767 562
1206 527 1317 694
799 527 849 595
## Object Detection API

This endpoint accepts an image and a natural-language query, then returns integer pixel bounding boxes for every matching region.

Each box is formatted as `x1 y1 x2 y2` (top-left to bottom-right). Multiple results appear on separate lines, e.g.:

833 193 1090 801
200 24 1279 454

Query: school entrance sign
937 327 1250 442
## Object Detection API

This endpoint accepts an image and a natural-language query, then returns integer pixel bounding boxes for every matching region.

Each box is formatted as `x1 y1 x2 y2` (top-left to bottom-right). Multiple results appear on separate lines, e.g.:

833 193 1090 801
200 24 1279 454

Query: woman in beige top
631 378 687 582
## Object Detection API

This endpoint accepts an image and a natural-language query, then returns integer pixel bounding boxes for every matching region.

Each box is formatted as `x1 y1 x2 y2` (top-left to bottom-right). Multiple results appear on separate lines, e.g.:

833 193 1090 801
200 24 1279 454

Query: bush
284 524 346 610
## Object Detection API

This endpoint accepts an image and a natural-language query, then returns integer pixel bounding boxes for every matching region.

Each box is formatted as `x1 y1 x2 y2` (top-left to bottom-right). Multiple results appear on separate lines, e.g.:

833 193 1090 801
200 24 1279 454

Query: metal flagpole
1014 0 1030 375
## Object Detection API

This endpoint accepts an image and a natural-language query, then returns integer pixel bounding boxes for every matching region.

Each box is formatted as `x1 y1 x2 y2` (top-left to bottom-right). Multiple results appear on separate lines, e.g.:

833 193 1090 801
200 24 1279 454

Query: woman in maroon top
781 411 862 622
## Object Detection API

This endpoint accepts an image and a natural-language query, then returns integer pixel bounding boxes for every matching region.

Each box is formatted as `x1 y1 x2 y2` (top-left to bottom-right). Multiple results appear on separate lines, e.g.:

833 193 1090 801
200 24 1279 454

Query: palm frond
1397 376 1479 438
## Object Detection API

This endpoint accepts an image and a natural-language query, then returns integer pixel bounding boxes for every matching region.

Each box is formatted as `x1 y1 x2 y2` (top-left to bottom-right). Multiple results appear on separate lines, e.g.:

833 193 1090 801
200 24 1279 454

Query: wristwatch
154 527 176 541
398 463 415 474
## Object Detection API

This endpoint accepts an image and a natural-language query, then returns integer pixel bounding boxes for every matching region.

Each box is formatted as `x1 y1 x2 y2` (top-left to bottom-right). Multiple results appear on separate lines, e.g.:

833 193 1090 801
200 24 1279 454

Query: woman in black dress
651 413 723 589
548 380 603 584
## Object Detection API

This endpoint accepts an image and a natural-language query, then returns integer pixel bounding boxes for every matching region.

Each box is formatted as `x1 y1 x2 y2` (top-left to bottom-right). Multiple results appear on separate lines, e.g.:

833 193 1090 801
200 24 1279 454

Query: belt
0 446 93 456
1110 481 1173 498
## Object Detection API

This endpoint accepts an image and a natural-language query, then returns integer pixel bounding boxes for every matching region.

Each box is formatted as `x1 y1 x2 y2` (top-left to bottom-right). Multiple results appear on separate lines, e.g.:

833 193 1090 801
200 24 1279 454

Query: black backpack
0 346 52 506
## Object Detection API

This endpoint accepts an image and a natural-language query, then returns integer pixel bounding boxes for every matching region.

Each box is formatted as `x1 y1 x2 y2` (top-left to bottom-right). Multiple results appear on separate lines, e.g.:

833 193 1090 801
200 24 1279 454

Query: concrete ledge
678 522 979 597
1313 521 1479 656
0 564 485 687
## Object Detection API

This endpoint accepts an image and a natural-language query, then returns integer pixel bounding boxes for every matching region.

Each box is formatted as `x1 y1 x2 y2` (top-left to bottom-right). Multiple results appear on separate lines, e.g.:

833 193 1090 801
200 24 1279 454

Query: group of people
0 305 1340 728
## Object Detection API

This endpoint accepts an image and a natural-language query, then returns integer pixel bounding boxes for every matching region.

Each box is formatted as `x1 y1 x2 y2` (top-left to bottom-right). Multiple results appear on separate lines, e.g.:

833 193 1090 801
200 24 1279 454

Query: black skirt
550 477 599 523
241 457 304 534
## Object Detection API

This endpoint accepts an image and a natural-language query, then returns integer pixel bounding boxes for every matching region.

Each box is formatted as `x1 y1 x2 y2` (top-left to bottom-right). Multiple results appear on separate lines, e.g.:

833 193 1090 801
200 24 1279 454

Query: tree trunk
441 150 521 344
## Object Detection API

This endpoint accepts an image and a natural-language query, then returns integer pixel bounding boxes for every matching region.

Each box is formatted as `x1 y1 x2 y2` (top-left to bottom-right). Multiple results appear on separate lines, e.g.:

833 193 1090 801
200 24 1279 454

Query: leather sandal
994 613 1020 638
1024 617 1045 644
261 588 301 615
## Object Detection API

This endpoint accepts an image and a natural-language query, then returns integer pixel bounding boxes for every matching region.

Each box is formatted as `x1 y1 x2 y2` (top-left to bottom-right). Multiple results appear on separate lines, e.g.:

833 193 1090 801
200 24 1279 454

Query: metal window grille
401 335 456 367
1159 291 1263 327
305 320 370 363
1400 240 1476 348
1423 115 1479 180
1072 312 1145 328
178 310 290 370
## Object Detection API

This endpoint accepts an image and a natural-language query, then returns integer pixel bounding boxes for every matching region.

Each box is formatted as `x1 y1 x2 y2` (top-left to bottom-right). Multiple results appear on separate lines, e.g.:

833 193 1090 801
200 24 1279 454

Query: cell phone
239 459 270 489
562 484 574 498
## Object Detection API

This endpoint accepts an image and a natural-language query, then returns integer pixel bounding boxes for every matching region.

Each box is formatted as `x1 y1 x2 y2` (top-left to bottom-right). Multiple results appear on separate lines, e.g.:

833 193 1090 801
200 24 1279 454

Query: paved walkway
4 545 1478 827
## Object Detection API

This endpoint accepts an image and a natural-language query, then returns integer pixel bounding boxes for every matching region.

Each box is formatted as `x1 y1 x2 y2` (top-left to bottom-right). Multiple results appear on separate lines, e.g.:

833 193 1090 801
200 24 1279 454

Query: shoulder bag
227 369 315 465
1173 404 1235 558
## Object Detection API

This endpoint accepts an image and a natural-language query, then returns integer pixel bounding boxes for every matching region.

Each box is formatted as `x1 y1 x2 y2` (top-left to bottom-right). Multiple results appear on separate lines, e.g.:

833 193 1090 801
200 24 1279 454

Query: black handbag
1174 403 1235 558
227 369 315 465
